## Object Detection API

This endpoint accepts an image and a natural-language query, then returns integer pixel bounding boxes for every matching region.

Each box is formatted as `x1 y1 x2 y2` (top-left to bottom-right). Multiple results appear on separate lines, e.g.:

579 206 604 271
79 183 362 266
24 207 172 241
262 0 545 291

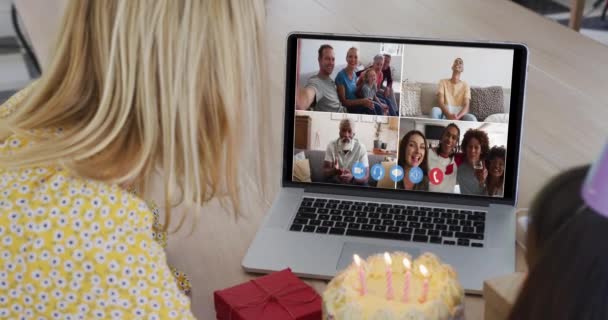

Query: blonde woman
0 0 267 319
335 47 377 115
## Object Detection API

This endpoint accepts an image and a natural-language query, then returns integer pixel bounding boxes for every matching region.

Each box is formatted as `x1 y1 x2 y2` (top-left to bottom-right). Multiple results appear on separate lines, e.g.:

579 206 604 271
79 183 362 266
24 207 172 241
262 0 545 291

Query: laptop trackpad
336 242 421 270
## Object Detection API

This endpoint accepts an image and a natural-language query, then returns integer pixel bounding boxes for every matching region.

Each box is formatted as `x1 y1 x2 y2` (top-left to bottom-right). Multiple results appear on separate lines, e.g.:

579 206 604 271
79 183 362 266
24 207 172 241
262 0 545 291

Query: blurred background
0 0 39 103
515 0 608 44
1 0 606 104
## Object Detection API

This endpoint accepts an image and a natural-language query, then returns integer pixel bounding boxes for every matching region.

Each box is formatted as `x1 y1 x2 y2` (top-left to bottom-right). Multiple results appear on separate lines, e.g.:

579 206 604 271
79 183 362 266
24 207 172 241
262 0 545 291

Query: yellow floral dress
143 199 192 296
0 86 195 319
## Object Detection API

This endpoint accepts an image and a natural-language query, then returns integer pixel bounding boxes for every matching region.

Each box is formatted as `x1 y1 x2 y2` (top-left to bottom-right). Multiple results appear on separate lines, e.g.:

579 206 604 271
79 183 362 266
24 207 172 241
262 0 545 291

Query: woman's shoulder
0 132 35 155
0 82 45 153
0 165 194 318
60 176 153 224
1 161 153 227
335 69 348 82
0 81 38 119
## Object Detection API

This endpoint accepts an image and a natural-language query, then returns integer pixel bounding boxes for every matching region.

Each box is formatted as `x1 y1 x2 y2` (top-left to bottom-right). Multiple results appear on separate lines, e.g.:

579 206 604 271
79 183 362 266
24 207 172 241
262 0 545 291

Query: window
380 43 403 56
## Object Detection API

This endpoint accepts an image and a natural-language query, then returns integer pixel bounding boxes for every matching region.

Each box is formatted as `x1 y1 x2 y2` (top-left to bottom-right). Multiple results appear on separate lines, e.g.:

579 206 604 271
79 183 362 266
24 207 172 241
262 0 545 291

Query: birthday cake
323 252 464 320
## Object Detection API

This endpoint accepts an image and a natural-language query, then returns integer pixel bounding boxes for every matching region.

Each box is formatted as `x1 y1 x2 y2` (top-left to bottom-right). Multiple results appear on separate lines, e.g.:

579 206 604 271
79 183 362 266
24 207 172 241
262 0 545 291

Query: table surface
14 0 608 319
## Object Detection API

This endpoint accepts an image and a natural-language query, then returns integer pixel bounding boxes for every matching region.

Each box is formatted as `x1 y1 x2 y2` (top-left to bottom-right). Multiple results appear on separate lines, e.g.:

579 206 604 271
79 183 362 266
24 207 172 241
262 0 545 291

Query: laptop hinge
301 185 491 207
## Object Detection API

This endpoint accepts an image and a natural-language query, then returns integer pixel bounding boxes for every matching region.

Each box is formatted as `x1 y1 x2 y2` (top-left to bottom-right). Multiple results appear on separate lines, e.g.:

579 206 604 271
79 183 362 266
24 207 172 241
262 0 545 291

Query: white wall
297 111 399 152
357 42 381 67
389 56 402 84
402 45 514 88
0 0 13 38
399 119 416 138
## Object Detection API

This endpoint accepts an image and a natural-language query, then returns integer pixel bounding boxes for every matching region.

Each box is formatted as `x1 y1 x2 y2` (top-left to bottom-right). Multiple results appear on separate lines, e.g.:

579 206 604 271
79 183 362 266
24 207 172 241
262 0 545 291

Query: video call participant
397 130 429 191
360 69 393 115
485 146 506 197
457 129 490 195
335 47 379 114
356 54 398 116
427 123 461 193
431 58 477 121
323 119 369 185
296 44 346 112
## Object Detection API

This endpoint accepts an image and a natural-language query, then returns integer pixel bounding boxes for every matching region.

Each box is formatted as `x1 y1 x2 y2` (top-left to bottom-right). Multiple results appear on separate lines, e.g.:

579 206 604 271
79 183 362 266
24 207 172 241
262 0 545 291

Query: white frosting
323 252 464 320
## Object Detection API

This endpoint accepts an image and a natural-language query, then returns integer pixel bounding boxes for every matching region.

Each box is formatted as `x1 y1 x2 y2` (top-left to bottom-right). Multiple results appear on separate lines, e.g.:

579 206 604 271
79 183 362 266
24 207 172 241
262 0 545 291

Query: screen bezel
283 32 528 206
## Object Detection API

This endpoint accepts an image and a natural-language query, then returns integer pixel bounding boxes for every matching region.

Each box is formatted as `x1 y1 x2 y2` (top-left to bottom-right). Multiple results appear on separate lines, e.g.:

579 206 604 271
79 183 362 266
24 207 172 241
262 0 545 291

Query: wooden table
484 272 526 320
15 0 608 319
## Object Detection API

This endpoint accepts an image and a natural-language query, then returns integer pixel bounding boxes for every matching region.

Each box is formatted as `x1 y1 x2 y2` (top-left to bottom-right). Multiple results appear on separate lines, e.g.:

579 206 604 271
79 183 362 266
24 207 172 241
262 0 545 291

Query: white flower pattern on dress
0 85 195 318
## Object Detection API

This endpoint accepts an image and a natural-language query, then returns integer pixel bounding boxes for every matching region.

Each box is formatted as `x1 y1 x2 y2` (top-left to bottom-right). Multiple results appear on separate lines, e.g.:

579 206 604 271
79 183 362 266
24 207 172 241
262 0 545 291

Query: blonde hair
346 46 358 58
0 0 268 231
363 69 377 90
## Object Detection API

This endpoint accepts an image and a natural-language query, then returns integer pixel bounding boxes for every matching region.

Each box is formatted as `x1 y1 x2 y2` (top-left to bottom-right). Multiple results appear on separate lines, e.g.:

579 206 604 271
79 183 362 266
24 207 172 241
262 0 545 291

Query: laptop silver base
243 188 516 294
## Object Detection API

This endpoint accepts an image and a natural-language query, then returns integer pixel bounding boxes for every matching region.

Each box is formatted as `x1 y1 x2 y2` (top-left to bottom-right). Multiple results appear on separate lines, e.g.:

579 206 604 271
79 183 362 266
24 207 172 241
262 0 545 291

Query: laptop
243 32 528 293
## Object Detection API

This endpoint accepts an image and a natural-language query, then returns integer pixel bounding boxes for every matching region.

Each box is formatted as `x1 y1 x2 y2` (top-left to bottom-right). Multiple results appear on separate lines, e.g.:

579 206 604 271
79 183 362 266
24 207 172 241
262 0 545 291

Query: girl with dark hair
456 129 490 195
509 164 608 320
485 146 506 197
427 123 460 193
397 130 429 191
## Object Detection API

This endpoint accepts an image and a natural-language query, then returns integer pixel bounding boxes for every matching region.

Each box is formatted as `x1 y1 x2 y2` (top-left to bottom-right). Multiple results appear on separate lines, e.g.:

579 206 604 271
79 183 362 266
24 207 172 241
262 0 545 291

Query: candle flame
419 264 429 277
354 254 362 267
384 252 392 265
403 257 411 270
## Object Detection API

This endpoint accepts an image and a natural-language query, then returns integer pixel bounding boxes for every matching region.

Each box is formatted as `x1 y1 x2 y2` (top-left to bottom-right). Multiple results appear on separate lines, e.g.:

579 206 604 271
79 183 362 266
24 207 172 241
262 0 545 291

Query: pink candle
353 254 367 296
384 252 394 300
402 258 411 303
418 264 430 303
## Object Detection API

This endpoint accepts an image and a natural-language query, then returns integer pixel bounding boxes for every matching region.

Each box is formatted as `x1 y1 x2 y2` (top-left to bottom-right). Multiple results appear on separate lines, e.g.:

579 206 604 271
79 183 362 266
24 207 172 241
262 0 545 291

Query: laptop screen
288 35 526 201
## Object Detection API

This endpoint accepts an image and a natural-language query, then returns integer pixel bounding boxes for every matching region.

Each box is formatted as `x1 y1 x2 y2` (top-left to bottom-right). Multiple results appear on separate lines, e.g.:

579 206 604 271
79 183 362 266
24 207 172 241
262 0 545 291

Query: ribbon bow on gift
228 278 320 320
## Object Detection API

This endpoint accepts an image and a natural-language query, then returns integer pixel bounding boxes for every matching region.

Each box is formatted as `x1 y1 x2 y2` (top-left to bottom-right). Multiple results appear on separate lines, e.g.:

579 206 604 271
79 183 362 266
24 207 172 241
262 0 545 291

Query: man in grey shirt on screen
295 44 346 112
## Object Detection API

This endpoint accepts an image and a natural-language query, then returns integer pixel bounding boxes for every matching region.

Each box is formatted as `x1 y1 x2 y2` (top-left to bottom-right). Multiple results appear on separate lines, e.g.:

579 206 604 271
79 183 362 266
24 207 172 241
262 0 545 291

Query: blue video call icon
408 166 423 184
352 162 366 180
370 163 385 181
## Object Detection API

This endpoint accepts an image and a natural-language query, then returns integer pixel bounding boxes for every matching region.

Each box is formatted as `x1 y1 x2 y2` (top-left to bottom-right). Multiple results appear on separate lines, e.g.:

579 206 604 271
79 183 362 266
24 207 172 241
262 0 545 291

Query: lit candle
402 257 411 303
418 264 430 303
353 254 367 296
384 252 394 300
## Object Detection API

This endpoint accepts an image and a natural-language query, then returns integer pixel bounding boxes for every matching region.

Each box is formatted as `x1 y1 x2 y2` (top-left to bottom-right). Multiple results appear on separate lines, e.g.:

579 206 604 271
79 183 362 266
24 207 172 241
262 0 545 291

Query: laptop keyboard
289 197 486 248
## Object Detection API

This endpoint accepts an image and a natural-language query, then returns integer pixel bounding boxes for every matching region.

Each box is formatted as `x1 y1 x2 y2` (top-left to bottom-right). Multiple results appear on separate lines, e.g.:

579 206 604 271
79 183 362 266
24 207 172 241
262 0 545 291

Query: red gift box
214 269 321 320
